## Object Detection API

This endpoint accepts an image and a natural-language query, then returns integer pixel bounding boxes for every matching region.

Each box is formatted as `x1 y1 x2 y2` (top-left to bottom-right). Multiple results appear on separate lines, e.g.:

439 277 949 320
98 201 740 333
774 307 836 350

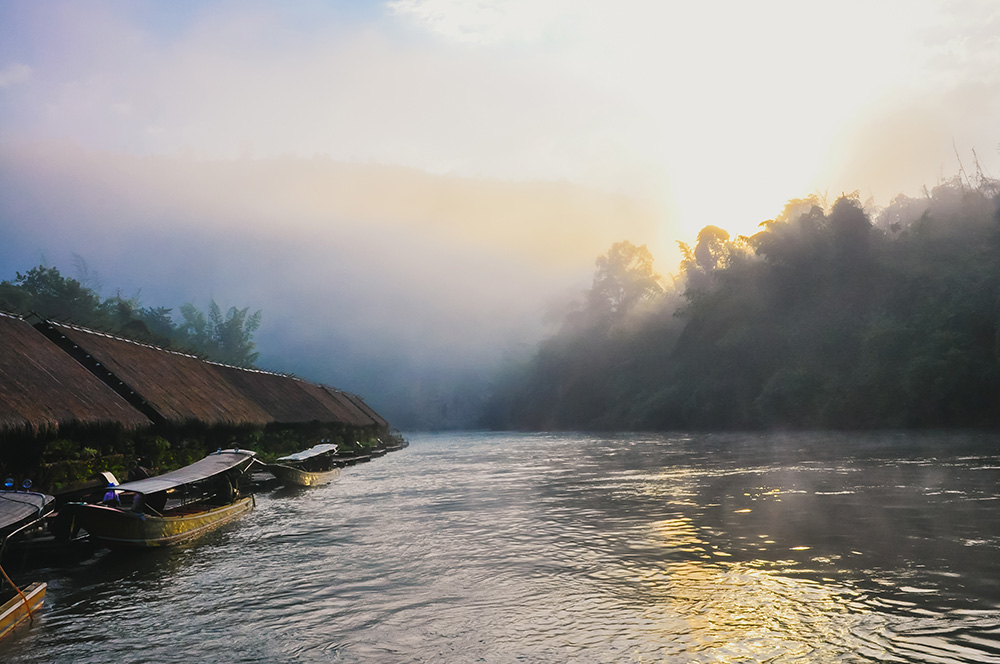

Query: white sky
2 0 999 256
2 0 999 419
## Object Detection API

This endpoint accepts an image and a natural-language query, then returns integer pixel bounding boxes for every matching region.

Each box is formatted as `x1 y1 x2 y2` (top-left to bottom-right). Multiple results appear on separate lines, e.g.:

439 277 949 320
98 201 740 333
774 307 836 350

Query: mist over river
4 432 1000 663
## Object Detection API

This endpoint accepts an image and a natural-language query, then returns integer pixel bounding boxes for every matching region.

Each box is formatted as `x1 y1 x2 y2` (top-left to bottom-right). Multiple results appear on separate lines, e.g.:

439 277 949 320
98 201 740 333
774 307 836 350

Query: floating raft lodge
0 310 406 641
0 313 153 439
0 311 401 483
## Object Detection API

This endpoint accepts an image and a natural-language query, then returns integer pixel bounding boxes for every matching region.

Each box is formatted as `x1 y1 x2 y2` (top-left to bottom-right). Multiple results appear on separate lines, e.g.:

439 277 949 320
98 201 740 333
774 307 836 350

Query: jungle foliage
483 175 1000 430
0 264 262 367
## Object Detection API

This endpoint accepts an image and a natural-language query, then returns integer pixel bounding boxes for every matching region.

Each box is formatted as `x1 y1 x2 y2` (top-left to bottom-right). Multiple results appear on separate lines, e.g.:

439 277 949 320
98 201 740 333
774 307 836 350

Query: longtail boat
336 444 372 465
0 489 54 549
383 431 409 452
0 486 54 641
0 581 45 641
268 443 341 487
2 474 117 562
63 449 256 548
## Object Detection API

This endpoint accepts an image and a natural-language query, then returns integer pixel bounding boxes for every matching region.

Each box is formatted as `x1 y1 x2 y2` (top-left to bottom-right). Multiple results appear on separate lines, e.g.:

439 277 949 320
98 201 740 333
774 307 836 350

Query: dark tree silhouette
485 177 1000 432
0 265 262 367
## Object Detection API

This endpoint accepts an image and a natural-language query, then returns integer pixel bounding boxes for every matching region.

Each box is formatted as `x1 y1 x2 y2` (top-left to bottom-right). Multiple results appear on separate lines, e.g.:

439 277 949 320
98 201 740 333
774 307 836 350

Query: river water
4 431 1000 663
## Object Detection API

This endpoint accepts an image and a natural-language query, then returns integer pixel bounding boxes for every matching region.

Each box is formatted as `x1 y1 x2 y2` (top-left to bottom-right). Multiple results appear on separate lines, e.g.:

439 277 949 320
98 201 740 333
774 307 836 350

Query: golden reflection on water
638 515 873 661
592 448 1000 663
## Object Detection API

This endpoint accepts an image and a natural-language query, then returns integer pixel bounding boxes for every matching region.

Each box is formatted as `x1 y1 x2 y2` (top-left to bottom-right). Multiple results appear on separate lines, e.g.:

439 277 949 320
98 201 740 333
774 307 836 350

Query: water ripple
5 431 1000 663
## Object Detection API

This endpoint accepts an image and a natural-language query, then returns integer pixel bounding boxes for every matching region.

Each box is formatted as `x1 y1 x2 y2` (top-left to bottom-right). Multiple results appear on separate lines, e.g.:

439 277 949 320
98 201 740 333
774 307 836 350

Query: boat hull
67 497 254 548
337 453 371 465
0 581 45 641
269 464 340 487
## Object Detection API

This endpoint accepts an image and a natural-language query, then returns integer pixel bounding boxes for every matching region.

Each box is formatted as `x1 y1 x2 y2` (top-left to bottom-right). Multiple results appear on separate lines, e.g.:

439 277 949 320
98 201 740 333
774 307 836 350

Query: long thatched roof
5 316 390 435
301 382 376 428
0 312 152 436
37 321 273 428
322 387 379 428
338 391 389 429
211 364 373 427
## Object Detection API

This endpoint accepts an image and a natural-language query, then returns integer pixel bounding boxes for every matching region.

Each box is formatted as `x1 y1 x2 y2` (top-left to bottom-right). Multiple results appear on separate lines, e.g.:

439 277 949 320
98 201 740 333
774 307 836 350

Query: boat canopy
0 492 55 538
112 449 257 495
276 443 338 463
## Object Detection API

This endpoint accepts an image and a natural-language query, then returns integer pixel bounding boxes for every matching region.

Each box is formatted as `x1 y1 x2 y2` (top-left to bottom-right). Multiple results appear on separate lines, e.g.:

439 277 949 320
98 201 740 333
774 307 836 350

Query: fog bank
0 140 662 428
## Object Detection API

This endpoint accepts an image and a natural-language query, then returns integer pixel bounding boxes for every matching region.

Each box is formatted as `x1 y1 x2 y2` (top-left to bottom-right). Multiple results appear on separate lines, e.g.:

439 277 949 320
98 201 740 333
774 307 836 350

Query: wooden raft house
336 390 387 429
34 320 273 431
0 313 152 438
0 313 152 470
33 319 389 436
0 311 402 637
210 363 374 430
0 314 397 488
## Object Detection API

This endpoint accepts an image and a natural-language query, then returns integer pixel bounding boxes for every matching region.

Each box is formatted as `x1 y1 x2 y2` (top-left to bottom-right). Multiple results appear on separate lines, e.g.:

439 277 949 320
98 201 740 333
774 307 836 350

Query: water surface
4 432 1000 662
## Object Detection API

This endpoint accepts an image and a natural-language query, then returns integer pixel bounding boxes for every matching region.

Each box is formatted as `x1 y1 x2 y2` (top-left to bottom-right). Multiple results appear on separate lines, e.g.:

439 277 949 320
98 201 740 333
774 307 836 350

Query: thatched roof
0 312 152 436
322 387 379 428
211 364 372 427
338 391 389 429
20 318 393 434
296 380 374 428
37 321 272 428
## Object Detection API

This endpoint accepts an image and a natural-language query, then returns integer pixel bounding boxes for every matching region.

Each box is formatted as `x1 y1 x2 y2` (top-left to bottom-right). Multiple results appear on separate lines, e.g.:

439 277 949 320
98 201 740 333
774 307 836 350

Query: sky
1 0 999 426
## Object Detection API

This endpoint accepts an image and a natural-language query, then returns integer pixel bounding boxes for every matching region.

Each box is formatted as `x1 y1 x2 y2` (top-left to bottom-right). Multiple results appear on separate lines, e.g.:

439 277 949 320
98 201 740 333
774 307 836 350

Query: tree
586 241 663 319
177 303 211 351
2 266 101 322
209 301 262 367
0 261 264 368
678 225 750 291
828 194 873 258
176 300 261 366
485 174 1000 431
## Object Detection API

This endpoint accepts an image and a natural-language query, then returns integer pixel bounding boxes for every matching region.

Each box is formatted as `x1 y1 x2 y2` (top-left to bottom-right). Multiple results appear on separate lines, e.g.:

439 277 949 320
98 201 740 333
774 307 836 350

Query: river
3 431 1000 663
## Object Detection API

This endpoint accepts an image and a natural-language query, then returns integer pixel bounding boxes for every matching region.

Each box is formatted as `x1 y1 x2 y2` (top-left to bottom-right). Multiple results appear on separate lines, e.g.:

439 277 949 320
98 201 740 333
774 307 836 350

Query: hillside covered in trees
0 265 262 367
484 175 1000 430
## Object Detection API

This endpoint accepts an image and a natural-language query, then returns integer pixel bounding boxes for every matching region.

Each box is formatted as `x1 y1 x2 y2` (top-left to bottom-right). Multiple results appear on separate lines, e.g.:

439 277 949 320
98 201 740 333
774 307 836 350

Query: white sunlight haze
3 1 996 253
2 0 999 424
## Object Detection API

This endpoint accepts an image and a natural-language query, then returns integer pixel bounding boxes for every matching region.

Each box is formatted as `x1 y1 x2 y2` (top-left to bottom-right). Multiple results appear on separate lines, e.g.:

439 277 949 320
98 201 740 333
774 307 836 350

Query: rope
0 561 34 624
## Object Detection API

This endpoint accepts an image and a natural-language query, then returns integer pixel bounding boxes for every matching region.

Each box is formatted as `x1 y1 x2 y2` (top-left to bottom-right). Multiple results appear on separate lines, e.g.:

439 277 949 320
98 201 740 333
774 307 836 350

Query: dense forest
483 174 1000 430
0 265 262 367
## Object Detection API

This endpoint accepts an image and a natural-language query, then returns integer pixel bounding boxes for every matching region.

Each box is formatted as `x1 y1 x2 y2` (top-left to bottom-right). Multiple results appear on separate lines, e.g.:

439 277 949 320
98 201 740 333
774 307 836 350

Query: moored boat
0 581 45 641
268 443 341 487
337 451 371 465
0 484 53 641
62 449 257 548
0 487 55 550
382 430 409 452
4 472 119 562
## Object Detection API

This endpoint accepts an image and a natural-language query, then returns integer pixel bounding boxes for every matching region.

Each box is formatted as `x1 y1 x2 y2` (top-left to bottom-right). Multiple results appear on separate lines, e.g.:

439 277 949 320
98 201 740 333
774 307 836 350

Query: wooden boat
0 581 45 641
335 450 371 465
268 443 341 487
63 449 257 549
1 472 120 562
382 431 409 452
0 487 54 640
0 489 55 551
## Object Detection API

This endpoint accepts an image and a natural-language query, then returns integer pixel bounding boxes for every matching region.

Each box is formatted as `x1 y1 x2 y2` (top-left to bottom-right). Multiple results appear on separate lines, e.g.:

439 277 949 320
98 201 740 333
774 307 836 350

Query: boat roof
276 443 338 463
112 449 257 495
0 491 55 537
